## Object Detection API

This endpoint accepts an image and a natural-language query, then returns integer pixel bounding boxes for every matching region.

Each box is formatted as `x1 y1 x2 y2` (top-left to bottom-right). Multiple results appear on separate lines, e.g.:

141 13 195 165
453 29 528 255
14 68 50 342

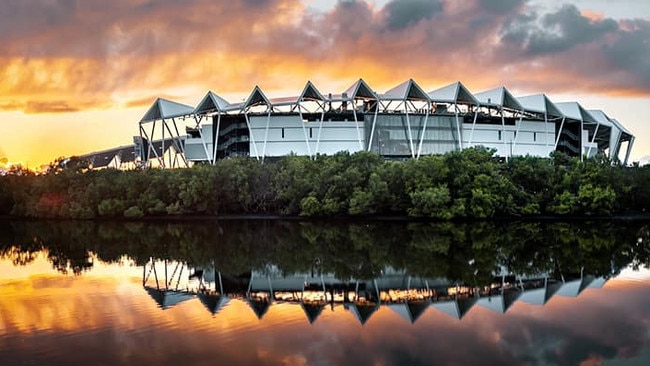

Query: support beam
367 106 379 152
455 105 462 150
298 109 313 158
244 112 261 160
554 117 566 150
352 102 363 151
501 111 508 162
468 110 478 146
213 114 221 164
405 105 415 158
624 137 634 166
262 110 272 160
416 108 430 159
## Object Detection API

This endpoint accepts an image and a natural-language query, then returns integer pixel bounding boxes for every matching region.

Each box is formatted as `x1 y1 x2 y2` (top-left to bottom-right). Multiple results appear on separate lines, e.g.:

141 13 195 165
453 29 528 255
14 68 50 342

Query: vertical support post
580 119 584 162
195 115 213 164
554 117 566 149
352 100 363 151
298 108 312 158
262 110 272 160
213 113 221 164
544 112 549 151
455 105 462 150
501 111 508 162
315 110 325 156
586 124 600 158
512 112 523 154
244 112 260 160
405 102 415 158
367 103 379 152
624 137 634 165
416 108 430 159
468 110 478 146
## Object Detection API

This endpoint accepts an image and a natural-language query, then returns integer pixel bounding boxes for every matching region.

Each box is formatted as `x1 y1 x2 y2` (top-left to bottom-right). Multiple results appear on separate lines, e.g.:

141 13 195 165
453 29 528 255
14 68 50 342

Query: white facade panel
461 120 555 158
184 138 213 161
248 115 364 157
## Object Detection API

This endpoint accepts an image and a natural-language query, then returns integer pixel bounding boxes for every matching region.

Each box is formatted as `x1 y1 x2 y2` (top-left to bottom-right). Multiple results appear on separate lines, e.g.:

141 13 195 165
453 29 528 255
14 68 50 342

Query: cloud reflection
0 260 648 366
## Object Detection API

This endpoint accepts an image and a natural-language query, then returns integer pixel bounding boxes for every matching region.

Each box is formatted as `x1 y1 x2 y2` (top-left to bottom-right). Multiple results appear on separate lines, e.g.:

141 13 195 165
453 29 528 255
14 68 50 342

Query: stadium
81 79 635 169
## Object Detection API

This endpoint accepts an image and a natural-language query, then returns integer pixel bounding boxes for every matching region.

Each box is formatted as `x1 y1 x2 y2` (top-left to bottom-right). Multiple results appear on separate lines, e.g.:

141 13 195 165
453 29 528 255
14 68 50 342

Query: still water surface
0 219 649 366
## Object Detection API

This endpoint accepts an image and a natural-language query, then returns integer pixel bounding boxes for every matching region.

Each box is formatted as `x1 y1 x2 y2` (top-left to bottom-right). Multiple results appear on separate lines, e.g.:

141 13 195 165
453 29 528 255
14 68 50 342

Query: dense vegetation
1 147 650 219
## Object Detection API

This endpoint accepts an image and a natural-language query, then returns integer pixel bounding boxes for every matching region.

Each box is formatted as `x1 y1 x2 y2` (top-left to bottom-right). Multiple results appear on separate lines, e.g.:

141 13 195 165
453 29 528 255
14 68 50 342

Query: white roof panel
194 91 231 115
140 98 195 123
517 94 564 118
382 79 429 101
244 86 271 109
343 79 378 100
428 81 479 105
555 102 598 124
475 86 523 110
587 110 614 128
299 81 326 102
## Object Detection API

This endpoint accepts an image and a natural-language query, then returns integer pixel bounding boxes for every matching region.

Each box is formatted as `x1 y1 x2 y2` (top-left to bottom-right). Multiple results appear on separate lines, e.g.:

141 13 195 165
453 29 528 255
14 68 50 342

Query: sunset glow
1 0 649 166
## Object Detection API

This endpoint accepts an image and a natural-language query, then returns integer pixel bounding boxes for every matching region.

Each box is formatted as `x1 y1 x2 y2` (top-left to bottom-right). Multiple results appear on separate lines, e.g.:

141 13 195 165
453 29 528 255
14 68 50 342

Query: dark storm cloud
383 0 443 30
600 19 650 89
0 0 78 37
502 4 618 55
498 3 650 93
478 0 525 13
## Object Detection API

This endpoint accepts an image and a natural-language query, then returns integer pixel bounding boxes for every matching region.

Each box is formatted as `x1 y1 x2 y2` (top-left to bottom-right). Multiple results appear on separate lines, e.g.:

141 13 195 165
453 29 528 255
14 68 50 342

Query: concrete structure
82 79 636 168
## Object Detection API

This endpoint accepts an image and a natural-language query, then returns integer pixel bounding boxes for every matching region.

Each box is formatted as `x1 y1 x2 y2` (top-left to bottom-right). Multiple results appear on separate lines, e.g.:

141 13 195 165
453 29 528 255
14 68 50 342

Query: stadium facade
82 79 635 169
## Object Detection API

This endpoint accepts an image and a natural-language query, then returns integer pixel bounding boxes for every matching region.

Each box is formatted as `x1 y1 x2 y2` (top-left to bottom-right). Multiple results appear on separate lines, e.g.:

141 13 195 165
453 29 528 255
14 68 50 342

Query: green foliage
123 206 144 218
1 149 649 219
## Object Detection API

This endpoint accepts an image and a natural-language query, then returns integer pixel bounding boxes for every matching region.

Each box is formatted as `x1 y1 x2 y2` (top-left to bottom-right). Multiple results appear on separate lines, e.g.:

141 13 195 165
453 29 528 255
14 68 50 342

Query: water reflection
141 258 609 325
0 219 649 365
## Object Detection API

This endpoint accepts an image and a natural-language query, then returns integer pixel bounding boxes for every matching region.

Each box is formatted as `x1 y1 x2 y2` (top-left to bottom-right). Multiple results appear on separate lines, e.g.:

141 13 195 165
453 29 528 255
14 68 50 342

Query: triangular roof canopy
343 79 378 100
518 280 562 305
587 110 614 128
456 296 479 319
349 303 379 325
382 79 430 101
555 102 598 124
587 277 607 289
474 86 523 111
197 293 230 315
431 300 461 319
555 277 595 298
610 118 633 137
517 94 564 119
140 98 195 123
299 81 326 102
389 299 431 324
246 297 271 319
428 81 479 105
194 91 231 115
243 86 271 109
301 302 325 324
476 289 521 313
144 287 194 310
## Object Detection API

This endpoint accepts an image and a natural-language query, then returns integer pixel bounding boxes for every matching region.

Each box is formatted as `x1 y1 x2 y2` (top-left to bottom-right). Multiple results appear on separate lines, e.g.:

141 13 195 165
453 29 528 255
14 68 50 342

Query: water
0 219 649 365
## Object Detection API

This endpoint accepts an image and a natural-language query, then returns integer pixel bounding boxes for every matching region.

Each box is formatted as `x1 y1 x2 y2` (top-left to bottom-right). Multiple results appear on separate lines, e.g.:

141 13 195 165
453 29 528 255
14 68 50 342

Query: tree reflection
0 219 648 280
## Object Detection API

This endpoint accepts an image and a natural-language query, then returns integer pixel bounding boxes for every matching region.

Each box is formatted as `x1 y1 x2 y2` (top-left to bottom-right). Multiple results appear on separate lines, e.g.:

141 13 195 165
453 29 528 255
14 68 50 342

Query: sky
0 0 649 168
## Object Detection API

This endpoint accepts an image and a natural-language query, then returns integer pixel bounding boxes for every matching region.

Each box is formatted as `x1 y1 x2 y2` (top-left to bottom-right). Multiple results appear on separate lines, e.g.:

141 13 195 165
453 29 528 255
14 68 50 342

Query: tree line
1 147 650 219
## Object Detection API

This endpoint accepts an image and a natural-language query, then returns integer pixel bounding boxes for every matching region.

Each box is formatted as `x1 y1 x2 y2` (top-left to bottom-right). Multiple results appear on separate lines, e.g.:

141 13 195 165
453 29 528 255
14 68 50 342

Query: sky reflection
1 254 649 366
